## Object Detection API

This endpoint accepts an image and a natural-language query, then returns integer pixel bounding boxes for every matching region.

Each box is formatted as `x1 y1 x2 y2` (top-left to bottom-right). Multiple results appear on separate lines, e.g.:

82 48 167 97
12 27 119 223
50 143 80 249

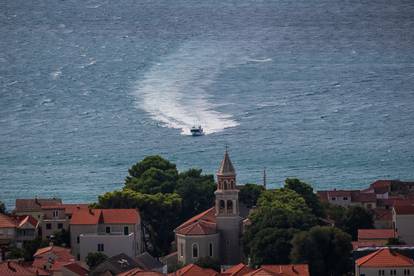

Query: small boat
190 125 205 136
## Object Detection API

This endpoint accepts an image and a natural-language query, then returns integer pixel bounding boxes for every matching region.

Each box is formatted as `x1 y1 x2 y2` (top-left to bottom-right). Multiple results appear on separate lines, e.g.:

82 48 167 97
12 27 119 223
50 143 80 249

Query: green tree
386 237 405 245
86 252 108 269
125 156 178 193
7 247 24 259
176 169 215 221
0 201 6 214
243 189 317 266
245 228 298 266
52 229 70 247
284 178 325 218
291 226 353 276
98 189 181 256
342 206 374 240
195 256 221 272
239 184 265 208
22 237 49 261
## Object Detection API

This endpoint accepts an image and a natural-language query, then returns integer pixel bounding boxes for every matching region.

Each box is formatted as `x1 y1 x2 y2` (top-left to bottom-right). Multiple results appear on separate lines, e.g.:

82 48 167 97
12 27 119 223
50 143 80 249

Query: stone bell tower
215 149 242 265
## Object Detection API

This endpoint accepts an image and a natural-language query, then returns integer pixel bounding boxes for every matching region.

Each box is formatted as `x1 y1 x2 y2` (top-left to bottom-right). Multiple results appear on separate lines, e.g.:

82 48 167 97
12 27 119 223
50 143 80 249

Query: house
174 150 244 266
14 198 62 222
70 208 143 261
89 253 140 276
221 263 253 276
358 229 396 244
393 205 414 244
41 204 89 241
0 213 39 247
32 245 76 275
243 264 310 276
317 190 376 209
167 263 218 276
355 248 414 276
0 261 50 276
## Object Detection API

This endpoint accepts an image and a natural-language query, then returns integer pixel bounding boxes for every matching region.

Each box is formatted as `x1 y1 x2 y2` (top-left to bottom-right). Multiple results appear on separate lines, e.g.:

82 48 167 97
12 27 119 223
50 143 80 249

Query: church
174 150 245 266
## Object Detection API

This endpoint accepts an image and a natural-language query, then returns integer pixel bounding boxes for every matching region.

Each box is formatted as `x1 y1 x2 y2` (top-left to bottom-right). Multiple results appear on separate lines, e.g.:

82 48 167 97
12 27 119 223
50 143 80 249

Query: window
124 226 129 235
331 197 336 201
46 223 52 230
97 243 104 252
219 200 225 214
77 236 80 244
192 243 198 259
209 243 213 257
52 210 59 217
77 254 80 261
378 270 385 276
57 223 63 229
343 197 348 200
180 243 184 257
405 270 411 276
227 200 233 214
106 226 110 234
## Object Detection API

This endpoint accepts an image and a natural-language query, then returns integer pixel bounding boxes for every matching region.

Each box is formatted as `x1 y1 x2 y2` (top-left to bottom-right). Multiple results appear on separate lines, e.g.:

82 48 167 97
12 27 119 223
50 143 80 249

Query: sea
1 0 414 208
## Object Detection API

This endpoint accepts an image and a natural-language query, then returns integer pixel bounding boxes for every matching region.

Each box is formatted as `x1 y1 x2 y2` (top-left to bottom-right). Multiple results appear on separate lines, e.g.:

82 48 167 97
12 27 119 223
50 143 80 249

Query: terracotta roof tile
101 209 140 224
0 213 17 228
0 261 42 276
70 209 140 225
177 220 217 236
373 209 392 221
245 265 309 276
175 208 216 234
62 263 89 276
168 264 218 276
356 248 414 267
15 198 62 212
358 229 396 240
352 241 388 250
223 263 253 276
117 268 163 276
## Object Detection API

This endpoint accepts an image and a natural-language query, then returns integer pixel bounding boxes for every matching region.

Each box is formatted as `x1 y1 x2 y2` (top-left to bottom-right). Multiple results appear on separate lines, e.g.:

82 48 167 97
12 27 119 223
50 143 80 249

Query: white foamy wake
133 40 244 135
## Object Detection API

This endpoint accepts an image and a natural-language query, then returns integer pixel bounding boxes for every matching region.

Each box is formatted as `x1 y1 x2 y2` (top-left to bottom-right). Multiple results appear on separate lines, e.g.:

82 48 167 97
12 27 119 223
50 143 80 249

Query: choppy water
1 0 414 208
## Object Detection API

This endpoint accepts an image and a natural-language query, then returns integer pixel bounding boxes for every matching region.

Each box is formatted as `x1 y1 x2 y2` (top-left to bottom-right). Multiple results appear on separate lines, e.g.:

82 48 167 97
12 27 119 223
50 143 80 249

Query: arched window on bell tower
219 200 225 214
227 200 233 214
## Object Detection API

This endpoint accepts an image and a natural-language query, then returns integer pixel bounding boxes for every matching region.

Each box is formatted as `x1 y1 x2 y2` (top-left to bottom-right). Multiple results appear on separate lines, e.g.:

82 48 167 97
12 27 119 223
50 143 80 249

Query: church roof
175 208 217 236
217 150 235 176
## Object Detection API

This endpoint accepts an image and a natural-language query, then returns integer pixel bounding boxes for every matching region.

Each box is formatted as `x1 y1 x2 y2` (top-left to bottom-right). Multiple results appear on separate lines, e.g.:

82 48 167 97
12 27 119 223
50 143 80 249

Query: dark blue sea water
1 0 414 208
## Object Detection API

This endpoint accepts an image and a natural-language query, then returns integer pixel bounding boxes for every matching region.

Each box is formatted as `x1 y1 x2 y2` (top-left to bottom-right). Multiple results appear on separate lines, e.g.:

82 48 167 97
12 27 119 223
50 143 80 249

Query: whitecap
133 40 244 135
51 69 62 80
247 58 272 63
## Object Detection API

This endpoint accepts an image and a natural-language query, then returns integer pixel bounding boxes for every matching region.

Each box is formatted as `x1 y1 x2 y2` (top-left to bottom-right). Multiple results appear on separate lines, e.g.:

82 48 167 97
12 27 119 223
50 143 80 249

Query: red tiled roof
62 263 88 276
353 192 376 203
358 229 395 240
168 264 218 276
70 209 140 225
17 216 38 228
175 208 217 236
0 213 17 228
0 261 44 276
177 220 217 236
356 248 414 267
101 209 140 224
70 209 101 225
33 246 72 258
394 205 414 215
223 263 254 276
15 198 62 212
118 268 163 276
32 246 75 272
245 264 310 276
